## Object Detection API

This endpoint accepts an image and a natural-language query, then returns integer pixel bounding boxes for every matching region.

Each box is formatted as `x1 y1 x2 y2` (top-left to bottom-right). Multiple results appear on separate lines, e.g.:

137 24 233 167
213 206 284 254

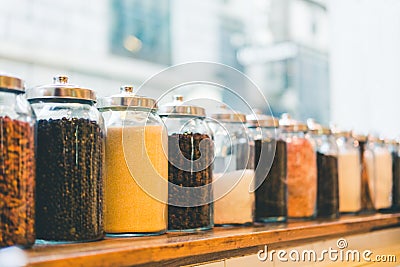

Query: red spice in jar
286 137 317 218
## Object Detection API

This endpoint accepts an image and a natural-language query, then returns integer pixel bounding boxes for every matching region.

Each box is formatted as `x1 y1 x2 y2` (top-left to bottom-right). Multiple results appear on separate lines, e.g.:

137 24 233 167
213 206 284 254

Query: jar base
340 210 361 215
106 230 166 237
35 236 103 245
378 207 394 214
215 222 253 227
288 216 315 221
358 209 376 215
317 213 339 220
255 216 287 223
167 226 212 233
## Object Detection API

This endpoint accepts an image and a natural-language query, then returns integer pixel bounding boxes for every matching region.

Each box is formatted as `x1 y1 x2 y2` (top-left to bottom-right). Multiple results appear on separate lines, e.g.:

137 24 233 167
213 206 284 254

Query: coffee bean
35 118 104 242
168 133 213 231
255 139 287 222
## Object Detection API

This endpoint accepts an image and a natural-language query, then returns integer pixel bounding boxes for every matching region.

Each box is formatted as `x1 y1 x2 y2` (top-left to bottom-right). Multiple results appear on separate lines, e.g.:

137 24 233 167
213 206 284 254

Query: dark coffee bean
35 118 104 242
391 152 400 211
317 152 339 218
168 133 213 231
255 139 287 222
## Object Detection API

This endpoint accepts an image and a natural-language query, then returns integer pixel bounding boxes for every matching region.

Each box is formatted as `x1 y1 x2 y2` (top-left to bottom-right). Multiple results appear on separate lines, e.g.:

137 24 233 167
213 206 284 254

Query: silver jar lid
27 75 96 102
159 95 206 117
97 85 157 110
279 113 308 132
211 105 246 123
0 73 24 92
246 111 278 128
307 118 331 135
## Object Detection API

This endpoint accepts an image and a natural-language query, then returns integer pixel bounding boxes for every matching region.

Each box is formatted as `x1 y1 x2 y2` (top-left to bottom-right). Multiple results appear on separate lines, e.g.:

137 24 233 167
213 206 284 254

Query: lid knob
53 75 69 84
120 85 134 94
173 95 184 102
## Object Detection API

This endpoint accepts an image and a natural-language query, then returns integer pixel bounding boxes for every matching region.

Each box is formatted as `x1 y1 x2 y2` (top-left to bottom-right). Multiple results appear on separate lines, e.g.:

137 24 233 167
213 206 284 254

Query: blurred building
238 0 329 123
0 0 241 98
0 0 329 123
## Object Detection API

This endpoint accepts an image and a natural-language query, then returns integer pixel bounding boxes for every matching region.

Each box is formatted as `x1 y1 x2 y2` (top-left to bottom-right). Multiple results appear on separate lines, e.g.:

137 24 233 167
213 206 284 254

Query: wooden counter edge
26 213 400 267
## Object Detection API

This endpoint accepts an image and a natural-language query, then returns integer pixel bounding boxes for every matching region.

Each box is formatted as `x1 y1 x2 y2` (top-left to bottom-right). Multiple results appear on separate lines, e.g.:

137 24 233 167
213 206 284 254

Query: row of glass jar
0 74 214 248
1 73 399 249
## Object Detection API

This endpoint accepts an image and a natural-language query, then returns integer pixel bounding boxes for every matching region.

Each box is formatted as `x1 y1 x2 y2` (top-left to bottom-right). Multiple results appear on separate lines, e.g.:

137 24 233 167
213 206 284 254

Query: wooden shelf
26 213 400 267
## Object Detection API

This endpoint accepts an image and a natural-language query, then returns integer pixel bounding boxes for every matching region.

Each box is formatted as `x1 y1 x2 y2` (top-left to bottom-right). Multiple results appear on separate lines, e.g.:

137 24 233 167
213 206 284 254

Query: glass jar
98 86 168 236
159 96 214 231
334 130 361 214
280 114 317 219
387 139 400 211
369 137 393 211
209 105 254 226
0 74 35 248
27 76 104 242
308 121 339 219
354 133 375 213
247 113 287 223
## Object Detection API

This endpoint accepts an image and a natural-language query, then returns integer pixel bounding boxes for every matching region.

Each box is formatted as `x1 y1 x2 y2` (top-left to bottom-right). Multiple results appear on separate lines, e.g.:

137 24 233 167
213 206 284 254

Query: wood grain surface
25 213 400 267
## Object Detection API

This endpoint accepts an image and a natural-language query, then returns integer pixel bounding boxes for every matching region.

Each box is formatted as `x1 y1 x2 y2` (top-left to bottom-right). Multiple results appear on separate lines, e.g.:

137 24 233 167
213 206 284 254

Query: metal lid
330 124 351 138
292 121 308 132
159 95 206 117
317 126 331 135
367 135 384 144
385 139 398 146
278 113 292 126
0 73 24 92
279 113 308 132
211 104 246 123
332 129 351 138
353 132 368 142
307 118 331 135
27 75 96 102
97 85 157 110
306 118 319 134
246 111 278 128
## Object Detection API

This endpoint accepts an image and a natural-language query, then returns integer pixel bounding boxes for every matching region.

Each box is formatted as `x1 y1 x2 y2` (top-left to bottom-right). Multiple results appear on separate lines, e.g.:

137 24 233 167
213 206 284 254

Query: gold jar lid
211 104 246 123
246 112 278 128
368 135 384 144
385 139 398 146
332 129 351 138
0 73 24 92
307 118 331 135
353 132 368 142
27 75 96 102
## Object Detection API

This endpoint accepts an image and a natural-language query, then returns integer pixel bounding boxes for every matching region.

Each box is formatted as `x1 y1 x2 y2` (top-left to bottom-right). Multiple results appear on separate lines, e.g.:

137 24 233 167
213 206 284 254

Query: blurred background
0 0 399 136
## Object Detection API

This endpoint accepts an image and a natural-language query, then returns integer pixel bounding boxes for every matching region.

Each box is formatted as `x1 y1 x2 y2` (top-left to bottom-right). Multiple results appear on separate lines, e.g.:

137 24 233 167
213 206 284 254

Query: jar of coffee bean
159 96 214 232
0 73 36 248
247 112 287 223
27 76 105 242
